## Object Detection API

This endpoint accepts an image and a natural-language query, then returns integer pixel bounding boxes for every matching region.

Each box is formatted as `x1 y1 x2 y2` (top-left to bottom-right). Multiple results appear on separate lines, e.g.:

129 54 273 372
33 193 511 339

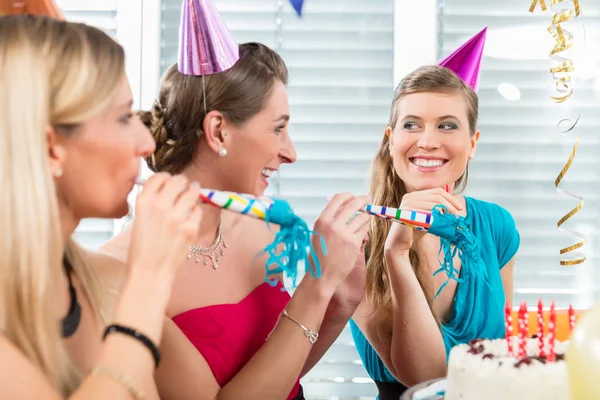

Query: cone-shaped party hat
289 0 304 17
438 27 486 92
178 0 240 76
0 0 64 19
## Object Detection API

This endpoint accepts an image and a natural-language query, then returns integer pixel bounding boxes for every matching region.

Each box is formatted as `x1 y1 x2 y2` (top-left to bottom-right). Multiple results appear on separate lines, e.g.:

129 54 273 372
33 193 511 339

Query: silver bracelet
281 310 319 344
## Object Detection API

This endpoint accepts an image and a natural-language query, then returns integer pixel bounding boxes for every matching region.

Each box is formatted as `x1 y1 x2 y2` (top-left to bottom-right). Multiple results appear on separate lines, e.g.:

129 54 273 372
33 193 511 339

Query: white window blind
440 0 600 309
58 0 120 249
160 0 393 398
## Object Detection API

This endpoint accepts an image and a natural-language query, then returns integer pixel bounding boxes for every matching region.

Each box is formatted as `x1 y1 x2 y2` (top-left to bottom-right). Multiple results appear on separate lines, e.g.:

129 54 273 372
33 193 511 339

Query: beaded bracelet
103 324 161 368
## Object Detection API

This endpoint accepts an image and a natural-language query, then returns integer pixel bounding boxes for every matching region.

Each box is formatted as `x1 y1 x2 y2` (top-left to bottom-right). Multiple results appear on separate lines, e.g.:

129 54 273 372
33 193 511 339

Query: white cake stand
400 378 446 400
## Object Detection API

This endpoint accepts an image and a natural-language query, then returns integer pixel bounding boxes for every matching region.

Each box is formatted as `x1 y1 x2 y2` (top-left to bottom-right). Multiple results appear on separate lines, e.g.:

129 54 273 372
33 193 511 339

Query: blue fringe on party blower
196 189 325 288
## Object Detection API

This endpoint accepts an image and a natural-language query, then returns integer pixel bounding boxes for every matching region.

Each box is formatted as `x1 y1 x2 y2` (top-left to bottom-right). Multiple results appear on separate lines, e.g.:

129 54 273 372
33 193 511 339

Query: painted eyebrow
438 114 460 121
400 114 422 121
401 115 461 123
274 115 290 122
115 99 134 110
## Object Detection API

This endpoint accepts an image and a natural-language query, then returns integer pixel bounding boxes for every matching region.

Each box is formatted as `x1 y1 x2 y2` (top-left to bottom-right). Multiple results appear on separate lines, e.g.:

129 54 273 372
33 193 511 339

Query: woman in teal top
350 63 519 400
350 197 519 397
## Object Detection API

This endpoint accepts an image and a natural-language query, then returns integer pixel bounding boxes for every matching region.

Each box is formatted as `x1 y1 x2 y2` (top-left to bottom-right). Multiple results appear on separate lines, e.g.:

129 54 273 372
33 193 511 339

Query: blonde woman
0 14 203 399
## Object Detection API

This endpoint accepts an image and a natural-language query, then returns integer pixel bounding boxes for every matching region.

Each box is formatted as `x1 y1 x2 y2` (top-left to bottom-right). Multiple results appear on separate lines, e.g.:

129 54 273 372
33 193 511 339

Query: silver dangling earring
219 148 228 157
54 167 63 177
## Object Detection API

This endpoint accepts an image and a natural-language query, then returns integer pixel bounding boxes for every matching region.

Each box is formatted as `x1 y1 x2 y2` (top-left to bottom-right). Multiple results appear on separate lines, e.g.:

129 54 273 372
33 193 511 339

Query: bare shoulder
85 249 128 283
98 222 134 264
0 335 61 399
83 222 132 287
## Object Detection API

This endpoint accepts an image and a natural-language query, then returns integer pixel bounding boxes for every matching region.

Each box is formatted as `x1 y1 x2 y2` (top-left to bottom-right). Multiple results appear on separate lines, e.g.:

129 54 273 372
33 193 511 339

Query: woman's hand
310 193 371 292
384 188 462 254
128 173 203 281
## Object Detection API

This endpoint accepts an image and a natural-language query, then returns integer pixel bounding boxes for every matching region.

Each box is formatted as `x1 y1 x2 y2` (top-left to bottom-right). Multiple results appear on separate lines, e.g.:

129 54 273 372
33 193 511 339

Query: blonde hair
0 15 123 394
365 65 479 342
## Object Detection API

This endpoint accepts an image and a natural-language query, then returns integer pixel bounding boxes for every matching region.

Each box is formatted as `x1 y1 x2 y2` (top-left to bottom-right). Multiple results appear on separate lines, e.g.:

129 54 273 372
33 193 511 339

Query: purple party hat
178 0 240 76
438 27 487 92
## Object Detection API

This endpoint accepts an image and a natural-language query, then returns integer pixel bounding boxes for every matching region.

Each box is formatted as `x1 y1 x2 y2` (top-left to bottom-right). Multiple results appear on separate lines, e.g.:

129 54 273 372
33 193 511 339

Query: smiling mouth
261 168 276 179
409 158 448 168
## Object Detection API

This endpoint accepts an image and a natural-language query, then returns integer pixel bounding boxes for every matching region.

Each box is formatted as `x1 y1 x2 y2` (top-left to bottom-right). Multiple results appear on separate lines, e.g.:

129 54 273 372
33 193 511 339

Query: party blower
364 185 485 298
134 182 483 295
134 181 324 287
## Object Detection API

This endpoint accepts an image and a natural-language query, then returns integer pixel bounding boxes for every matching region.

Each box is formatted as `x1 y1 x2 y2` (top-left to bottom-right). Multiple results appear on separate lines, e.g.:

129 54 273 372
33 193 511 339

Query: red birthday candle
523 302 529 356
518 303 527 358
537 300 545 357
516 304 521 358
505 302 513 355
524 302 529 341
569 304 575 334
548 301 557 361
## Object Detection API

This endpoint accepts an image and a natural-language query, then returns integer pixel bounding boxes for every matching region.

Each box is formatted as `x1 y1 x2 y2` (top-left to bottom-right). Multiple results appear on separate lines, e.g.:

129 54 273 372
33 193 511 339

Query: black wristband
103 324 160 368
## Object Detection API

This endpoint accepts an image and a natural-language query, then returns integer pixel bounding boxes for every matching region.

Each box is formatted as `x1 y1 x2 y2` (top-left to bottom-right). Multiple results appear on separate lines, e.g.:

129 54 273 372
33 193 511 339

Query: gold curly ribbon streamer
555 125 585 266
529 0 547 12
530 0 585 266
546 0 580 102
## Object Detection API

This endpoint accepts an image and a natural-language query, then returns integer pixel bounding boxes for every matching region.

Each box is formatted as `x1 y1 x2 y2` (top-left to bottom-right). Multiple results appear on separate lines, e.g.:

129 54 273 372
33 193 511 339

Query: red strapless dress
172 281 303 399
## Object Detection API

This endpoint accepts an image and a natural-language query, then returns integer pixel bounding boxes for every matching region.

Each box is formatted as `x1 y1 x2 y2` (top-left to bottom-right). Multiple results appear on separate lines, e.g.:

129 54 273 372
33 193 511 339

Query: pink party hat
178 0 240 76
438 27 487 92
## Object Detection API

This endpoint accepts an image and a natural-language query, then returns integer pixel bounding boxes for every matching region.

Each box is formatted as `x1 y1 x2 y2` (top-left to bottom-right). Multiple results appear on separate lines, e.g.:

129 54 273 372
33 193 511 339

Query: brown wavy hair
139 42 288 174
365 65 479 342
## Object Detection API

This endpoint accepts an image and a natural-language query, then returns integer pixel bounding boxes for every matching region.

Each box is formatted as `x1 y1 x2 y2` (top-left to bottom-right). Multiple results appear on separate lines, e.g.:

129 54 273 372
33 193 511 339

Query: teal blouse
350 197 520 383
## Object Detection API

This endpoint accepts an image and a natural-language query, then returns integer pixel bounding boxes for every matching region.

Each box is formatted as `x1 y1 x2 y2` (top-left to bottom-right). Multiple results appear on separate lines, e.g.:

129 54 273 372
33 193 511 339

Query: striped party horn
197 190 323 287
361 184 448 230
362 204 433 231
198 189 274 221
135 180 321 287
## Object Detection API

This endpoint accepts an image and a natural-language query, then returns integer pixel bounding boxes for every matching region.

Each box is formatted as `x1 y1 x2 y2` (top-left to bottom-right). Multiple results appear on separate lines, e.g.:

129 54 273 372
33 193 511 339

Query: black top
61 256 81 338
292 384 305 400
374 380 408 400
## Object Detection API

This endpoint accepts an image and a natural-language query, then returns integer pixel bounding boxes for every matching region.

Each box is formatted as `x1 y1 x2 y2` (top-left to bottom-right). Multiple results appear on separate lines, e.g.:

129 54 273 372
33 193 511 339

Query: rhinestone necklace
187 220 228 269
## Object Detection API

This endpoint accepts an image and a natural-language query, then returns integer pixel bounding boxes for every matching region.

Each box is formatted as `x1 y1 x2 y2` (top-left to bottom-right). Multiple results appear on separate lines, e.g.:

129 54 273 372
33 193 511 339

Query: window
440 0 600 309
